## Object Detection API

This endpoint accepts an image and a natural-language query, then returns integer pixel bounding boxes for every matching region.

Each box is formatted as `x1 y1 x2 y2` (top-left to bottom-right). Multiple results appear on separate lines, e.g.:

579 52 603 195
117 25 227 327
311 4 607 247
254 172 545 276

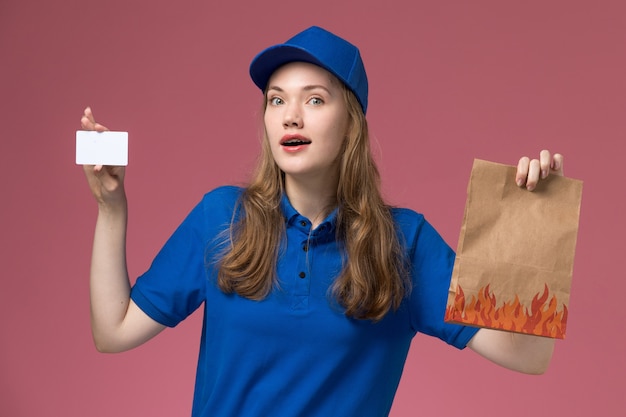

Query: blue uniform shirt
131 185 478 416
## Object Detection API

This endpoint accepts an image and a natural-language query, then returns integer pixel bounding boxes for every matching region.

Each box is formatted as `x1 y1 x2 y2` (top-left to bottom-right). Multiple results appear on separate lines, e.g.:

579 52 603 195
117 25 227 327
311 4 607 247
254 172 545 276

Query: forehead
267 62 340 89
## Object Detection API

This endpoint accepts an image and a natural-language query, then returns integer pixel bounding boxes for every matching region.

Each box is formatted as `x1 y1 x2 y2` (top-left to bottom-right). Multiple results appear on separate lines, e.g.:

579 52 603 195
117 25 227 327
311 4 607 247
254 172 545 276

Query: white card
76 130 128 166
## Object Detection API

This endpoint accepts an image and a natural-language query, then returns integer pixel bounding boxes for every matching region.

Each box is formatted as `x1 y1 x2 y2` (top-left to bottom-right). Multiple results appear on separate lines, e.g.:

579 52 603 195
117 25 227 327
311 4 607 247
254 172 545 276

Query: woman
81 26 561 417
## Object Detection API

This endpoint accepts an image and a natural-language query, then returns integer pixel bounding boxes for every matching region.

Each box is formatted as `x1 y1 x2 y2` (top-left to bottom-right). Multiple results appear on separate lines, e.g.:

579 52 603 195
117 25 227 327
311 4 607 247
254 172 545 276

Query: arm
467 150 563 374
81 107 165 353
467 328 555 374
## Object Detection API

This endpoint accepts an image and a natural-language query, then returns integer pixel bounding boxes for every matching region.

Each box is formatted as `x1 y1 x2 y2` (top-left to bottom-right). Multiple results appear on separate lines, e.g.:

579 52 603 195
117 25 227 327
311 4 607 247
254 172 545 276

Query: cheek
328 117 349 148
263 131 282 163
263 113 272 133
263 107 280 129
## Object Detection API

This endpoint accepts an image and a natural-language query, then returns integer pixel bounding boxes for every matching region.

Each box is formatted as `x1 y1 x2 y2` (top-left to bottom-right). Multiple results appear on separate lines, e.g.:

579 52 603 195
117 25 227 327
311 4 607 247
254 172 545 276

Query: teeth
283 139 310 146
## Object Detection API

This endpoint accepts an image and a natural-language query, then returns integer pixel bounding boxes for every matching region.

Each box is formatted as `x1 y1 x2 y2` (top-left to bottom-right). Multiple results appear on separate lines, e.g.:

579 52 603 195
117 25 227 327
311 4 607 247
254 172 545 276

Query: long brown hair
217 81 410 321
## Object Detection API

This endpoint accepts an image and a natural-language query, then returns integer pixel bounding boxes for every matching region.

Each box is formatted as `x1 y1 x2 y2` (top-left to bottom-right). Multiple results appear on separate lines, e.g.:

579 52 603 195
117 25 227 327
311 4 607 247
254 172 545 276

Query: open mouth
280 136 312 147
282 139 311 146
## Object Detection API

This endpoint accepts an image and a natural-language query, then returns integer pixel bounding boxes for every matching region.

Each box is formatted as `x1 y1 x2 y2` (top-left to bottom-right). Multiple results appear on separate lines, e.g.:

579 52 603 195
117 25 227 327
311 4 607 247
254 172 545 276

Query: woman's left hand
516 150 564 191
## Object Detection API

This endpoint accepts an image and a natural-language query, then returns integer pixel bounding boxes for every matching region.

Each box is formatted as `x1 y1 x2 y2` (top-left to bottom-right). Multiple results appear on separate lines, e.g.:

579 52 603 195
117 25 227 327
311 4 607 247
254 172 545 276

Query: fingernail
541 169 548 179
516 179 524 187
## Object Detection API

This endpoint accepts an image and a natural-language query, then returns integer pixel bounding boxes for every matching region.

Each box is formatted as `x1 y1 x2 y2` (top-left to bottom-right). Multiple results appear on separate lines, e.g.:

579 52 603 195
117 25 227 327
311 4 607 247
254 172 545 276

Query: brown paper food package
444 159 583 339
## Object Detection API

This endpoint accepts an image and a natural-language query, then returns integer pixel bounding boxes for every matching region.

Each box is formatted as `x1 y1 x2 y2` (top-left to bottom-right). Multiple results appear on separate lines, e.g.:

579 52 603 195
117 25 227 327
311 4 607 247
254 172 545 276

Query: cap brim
249 44 327 92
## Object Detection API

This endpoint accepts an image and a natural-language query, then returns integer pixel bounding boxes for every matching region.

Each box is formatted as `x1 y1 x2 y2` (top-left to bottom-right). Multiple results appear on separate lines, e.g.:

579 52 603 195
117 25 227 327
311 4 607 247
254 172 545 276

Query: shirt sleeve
398 210 479 349
130 186 240 327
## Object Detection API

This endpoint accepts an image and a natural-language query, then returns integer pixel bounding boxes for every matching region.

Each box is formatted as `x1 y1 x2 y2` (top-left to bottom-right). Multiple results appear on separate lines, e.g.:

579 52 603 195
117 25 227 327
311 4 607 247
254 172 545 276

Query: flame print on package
445 284 567 339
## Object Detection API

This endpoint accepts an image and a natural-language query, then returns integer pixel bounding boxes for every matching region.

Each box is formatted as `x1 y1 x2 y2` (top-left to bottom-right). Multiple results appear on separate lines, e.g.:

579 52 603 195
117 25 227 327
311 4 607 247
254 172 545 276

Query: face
264 62 350 187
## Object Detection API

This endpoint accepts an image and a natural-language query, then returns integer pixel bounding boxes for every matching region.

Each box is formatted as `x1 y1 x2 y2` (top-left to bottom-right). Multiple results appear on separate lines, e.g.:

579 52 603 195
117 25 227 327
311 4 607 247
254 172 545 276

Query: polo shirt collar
280 192 338 236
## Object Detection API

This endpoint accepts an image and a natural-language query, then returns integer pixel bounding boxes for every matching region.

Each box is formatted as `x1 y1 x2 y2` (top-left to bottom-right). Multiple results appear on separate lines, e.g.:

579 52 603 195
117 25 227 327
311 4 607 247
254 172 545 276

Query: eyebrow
267 84 333 95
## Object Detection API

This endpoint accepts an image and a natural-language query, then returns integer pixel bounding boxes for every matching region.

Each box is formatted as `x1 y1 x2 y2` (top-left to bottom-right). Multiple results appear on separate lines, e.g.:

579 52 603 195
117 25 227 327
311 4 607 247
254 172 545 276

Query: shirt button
299 271 306 279
300 220 307 227
302 244 308 252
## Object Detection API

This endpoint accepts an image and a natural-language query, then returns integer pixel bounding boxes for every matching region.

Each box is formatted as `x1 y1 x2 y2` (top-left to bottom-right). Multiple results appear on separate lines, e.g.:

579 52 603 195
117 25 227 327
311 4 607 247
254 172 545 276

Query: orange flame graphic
445 284 567 339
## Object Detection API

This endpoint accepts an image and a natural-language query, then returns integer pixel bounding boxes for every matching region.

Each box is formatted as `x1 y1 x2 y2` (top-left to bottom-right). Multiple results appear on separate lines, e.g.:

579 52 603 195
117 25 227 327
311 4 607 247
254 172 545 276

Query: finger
526 159 541 191
80 107 109 131
84 106 95 123
93 122 108 132
80 114 92 130
83 164 94 176
551 153 564 176
539 150 551 179
516 156 530 187
82 164 103 179
81 107 95 129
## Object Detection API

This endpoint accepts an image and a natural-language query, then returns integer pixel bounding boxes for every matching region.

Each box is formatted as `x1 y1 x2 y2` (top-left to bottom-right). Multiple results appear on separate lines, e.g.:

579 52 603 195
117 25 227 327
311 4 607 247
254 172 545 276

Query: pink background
1 0 624 416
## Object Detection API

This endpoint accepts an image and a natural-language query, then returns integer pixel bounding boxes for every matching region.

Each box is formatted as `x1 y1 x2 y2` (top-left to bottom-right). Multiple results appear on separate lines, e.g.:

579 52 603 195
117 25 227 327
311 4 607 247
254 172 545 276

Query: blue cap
249 26 369 114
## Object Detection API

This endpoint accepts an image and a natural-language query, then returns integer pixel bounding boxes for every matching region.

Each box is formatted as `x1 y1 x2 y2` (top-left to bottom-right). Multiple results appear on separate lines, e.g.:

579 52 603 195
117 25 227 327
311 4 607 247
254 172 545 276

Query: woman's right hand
80 107 126 209
80 107 165 353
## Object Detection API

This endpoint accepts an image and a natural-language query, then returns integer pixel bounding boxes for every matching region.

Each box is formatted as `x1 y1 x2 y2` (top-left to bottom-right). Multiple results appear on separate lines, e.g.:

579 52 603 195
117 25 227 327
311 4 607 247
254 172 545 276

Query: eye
268 97 284 106
308 97 324 106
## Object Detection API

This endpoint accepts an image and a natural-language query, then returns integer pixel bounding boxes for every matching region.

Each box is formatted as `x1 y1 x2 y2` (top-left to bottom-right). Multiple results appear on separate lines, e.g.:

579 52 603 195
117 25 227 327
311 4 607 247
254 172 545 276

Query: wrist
97 196 128 217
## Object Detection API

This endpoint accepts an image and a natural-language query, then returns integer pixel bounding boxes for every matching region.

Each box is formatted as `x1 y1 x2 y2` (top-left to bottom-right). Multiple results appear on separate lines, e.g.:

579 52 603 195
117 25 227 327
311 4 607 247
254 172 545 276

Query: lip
279 134 311 145
279 134 312 153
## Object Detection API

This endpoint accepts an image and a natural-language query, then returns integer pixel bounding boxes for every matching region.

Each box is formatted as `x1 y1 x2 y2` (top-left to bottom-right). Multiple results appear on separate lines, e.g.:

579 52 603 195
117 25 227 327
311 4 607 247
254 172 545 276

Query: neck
284 175 338 228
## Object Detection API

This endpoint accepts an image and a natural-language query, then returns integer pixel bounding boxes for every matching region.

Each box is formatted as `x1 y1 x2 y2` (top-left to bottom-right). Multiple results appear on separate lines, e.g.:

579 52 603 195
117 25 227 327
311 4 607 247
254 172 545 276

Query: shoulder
390 206 451 255
390 207 426 236
180 185 245 231
202 185 244 203
198 185 244 212
390 206 424 223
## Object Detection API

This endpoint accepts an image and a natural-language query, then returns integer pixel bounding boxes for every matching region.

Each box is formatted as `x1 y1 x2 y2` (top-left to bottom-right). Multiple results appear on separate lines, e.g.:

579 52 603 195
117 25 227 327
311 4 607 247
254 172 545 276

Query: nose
283 103 303 128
